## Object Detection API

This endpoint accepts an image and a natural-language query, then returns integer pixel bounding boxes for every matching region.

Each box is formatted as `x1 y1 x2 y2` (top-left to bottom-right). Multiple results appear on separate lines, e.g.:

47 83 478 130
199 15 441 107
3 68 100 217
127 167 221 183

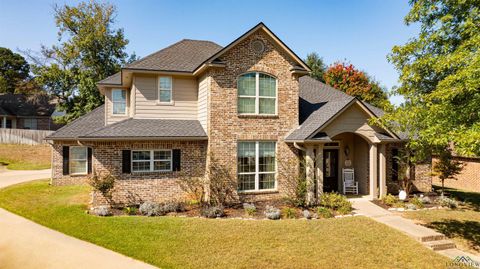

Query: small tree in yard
89 171 116 205
432 148 463 197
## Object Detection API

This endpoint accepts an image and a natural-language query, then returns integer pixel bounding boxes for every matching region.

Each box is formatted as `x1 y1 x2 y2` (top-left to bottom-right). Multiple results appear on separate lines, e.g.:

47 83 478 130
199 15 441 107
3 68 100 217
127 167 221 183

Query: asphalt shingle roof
46 105 106 139
0 93 56 117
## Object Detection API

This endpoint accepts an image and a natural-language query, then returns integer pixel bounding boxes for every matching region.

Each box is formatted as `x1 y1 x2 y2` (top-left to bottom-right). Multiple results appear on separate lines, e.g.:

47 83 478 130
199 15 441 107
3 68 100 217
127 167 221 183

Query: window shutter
172 149 181 171
122 150 131 173
62 146 69 175
87 148 93 174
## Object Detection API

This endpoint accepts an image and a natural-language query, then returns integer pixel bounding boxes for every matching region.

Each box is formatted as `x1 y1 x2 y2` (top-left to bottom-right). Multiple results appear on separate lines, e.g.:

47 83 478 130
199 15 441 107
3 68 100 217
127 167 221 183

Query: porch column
315 144 324 197
369 143 378 198
305 146 315 205
1 116 5 128
379 144 387 198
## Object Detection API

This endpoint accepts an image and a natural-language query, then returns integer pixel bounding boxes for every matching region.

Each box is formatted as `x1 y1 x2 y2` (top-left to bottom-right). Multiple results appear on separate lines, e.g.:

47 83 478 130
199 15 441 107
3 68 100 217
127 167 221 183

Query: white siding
105 88 130 125
197 75 209 131
134 75 198 119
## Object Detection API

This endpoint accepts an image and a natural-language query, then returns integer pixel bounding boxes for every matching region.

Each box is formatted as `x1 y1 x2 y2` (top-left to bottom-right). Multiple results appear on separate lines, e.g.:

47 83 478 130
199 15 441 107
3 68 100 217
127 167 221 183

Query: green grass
0 144 51 170
0 180 449 269
404 186 480 255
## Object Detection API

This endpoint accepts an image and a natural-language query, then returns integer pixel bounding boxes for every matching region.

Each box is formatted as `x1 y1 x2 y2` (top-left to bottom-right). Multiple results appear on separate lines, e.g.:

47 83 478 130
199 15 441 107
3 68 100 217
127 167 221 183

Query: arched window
237 72 276 115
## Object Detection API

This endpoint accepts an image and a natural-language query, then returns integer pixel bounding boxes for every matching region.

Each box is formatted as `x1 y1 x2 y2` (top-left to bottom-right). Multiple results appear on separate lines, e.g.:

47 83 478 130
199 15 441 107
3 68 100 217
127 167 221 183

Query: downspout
293 142 306 152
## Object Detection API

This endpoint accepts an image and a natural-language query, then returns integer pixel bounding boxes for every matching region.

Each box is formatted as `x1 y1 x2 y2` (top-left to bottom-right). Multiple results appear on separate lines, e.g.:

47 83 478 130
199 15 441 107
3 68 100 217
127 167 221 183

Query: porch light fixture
344 146 350 157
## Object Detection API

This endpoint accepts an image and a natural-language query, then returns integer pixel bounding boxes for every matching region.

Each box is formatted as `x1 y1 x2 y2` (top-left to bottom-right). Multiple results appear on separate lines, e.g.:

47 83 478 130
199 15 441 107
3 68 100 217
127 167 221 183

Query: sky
0 0 419 105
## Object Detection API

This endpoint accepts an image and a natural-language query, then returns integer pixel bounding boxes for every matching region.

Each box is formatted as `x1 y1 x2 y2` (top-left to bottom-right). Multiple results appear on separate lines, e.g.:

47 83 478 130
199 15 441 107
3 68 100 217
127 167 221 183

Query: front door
323 149 339 192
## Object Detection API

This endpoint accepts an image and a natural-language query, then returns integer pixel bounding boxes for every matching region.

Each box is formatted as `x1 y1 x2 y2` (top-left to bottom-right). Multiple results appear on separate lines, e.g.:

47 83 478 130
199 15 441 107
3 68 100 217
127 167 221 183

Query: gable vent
251 39 265 54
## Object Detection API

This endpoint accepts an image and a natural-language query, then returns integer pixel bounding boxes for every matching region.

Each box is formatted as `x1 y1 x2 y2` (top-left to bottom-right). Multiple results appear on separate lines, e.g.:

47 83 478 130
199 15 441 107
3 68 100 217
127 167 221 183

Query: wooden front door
323 149 339 192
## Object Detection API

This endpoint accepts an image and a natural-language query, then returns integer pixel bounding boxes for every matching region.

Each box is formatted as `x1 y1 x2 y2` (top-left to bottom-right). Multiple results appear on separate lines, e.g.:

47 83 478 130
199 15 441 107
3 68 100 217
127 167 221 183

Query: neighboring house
0 93 61 130
46 23 430 206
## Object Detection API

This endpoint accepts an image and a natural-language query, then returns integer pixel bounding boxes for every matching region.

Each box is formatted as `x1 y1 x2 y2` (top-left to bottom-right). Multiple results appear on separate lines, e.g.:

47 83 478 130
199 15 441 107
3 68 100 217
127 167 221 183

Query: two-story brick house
47 23 430 207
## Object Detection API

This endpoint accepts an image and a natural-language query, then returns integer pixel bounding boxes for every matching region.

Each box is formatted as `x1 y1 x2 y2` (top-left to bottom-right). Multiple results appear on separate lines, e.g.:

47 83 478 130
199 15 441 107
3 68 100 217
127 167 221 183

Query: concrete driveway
0 169 158 269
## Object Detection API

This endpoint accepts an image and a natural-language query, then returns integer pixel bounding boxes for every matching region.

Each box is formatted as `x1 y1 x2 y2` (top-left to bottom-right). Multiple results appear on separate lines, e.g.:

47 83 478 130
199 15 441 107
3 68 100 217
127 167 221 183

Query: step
418 234 446 242
424 240 456 251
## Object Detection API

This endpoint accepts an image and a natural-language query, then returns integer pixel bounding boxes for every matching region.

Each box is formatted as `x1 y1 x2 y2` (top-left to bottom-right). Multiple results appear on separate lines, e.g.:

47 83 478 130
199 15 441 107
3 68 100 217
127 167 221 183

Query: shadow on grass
426 219 480 253
433 185 480 211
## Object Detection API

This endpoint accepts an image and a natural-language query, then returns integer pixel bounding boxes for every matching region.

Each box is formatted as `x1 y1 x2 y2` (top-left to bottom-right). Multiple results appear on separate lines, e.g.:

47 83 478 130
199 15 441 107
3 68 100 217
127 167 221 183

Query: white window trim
237 141 277 192
157 76 174 105
112 89 127 115
131 149 173 173
69 146 88 176
238 72 278 116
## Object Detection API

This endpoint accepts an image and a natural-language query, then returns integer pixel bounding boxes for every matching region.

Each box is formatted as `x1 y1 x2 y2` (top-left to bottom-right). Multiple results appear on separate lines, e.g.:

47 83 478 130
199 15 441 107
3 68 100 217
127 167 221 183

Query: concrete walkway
0 170 158 269
351 198 480 267
0 168 51 188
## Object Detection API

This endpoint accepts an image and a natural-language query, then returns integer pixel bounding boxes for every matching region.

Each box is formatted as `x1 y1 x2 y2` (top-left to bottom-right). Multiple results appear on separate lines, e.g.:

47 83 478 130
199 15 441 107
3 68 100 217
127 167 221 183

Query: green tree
384 0 480 157
0 47 30 93
324 62 390 108
432 148 463 197
305 52 326 82
32 1 134 123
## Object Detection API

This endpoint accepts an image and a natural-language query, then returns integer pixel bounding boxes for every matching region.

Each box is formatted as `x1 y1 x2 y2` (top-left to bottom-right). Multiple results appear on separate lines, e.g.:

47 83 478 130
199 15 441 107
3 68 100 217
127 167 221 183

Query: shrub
382 194 398 206
201 205 225 218
410 196 424 209
243 203 256 216
139 202 164 216
436 197 458 209
316 207 334 218
282 207 296 219
264 206 281 220
89 172 116 204
303 210 312 219
420 196 432 204
162 201 186 213
405 203 417 210
91 205 112 216
123 206 138 215
319 192 352 214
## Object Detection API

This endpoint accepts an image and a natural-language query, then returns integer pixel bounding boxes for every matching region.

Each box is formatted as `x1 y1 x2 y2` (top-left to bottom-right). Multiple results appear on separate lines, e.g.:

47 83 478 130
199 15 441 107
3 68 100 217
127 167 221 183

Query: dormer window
238 72 277 115
112 89 127 115
158 76 173 103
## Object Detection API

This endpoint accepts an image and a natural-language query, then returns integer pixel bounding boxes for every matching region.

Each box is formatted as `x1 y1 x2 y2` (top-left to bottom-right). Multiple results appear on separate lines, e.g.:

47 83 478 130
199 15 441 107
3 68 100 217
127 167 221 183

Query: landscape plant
88 171 116 205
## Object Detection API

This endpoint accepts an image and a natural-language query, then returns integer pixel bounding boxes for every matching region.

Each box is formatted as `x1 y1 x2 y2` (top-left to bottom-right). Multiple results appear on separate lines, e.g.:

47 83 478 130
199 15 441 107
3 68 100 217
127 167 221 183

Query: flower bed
373 193 460 211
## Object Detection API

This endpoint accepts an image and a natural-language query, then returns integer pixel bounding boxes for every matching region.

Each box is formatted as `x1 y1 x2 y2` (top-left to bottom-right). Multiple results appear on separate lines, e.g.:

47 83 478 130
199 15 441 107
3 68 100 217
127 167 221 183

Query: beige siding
197 75 209 131
134 75 198 119
105 88 130 125
322 103 384 141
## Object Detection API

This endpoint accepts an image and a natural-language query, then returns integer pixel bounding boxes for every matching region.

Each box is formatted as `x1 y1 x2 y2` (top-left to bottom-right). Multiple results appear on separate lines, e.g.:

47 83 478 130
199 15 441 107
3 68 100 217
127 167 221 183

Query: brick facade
432 156 480 192
204 29 301 201
52 140 207 206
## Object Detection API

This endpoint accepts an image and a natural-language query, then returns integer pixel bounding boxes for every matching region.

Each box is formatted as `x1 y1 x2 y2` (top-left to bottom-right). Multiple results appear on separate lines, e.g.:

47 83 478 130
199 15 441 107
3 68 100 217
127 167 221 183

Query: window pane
259 74 276 97
238 174 255 191
154 151 171 160
113 102 126 114
70 147 87 160
238 97 256 114
259 142 275 172
238 142 256 173
132 161 150 171
159 77 172 90
70 160 87 174
259 173 275 190
259 98 275 114
132 151 150 161
238 73 256 96
112 90 126 101
154 161 171 171
159 90 171 102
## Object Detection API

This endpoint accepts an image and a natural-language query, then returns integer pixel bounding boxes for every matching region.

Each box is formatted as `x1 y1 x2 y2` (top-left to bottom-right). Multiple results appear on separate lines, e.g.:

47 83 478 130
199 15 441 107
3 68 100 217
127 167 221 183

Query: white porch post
305 146 315 205
379 144 387 198
369 143 378 198
315 144 324 198
1 116 6 128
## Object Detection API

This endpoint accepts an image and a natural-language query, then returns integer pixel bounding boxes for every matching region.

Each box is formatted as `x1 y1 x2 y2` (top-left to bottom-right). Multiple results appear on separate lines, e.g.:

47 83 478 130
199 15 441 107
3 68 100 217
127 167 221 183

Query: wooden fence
0 128 54 145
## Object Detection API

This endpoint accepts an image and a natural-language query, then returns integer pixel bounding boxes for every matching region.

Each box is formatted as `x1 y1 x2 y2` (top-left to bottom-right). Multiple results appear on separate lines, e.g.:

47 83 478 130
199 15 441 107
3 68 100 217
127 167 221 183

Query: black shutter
392 148 399 181
62 146 69 175
122 150 131 173
172 149 181 171
87 148 93 174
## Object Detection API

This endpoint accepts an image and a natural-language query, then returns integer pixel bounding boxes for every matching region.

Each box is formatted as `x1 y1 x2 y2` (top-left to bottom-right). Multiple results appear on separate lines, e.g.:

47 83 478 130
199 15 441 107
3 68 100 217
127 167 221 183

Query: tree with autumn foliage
323 62 389 109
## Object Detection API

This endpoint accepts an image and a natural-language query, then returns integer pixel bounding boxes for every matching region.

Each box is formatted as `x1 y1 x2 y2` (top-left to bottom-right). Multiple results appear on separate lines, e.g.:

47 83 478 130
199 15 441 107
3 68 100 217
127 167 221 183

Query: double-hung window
237 141 276 191
132 150 172 172
238 72 276 115
112 89 127 115
158 77 172 103
70 146 88 175
24 118 37 129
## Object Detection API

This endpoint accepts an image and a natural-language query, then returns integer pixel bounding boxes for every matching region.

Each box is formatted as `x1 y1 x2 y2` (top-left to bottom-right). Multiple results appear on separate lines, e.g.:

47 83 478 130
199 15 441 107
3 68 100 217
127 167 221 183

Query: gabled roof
286 76 400 142
0 93 56 117
46 105 207 140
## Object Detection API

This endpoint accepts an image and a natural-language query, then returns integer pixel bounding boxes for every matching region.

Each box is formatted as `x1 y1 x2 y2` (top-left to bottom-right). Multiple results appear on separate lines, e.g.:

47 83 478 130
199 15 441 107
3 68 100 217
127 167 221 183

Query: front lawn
403 186 480 255
0 180 449 269
0 144 51 170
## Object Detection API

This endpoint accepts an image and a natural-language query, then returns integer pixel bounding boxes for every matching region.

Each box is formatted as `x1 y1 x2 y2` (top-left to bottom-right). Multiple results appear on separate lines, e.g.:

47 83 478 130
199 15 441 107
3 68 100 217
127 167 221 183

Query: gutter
293 142 306 152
